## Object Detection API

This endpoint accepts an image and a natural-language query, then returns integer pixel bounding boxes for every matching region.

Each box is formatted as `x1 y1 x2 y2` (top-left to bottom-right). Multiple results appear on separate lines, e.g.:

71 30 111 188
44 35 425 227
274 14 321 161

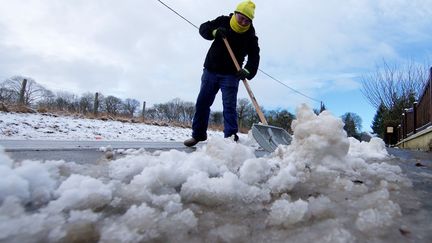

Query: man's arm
244 35 260 80
199 16 226 40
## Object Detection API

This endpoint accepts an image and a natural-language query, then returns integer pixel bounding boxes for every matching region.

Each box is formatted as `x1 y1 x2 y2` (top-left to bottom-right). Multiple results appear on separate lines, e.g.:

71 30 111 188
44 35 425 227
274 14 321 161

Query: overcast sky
1 0 431 131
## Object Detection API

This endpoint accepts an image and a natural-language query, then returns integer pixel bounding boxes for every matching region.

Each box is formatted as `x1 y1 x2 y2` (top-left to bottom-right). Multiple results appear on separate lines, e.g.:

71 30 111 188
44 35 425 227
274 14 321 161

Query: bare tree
151 98 186 122
36 89 56 110
145 107 158 120
1 76 47 106
210 111 223 126
152 103 170 121
237 98 250 129
237 98 259 129
361 60 429 132
178 101 194 123
104 95 123 116
361 60 428 110
79 92 95 114
123 98 140 117
165 98 183 122
55 91 79 112
0 87 17 104
148 98 195 123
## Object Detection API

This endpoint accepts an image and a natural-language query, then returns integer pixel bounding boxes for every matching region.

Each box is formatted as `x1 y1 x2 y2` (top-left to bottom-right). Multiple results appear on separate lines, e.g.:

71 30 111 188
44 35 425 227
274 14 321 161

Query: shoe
234 134 239 142
184 136 207 147
226 134 239 142
184 138 199 147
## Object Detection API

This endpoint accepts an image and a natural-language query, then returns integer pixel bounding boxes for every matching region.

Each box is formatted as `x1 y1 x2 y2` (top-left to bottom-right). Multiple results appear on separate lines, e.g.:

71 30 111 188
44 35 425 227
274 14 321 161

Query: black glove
213 27 228 39
236 68 250 80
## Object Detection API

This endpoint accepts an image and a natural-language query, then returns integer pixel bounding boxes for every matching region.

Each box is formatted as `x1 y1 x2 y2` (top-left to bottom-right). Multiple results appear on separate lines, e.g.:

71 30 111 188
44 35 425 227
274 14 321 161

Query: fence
397 67 432 141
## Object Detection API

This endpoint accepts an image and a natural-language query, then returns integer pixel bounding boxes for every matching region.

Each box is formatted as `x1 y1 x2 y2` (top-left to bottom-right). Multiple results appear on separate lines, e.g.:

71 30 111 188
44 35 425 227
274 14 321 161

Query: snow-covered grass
0 104 429 242
0 112 224 141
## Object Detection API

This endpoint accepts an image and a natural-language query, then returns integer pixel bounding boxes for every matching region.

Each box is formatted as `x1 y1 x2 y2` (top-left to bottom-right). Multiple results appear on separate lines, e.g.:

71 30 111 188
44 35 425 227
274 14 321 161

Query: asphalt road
0 139 270 163
387 147 432 212
0 140 190 151
0 140 197 164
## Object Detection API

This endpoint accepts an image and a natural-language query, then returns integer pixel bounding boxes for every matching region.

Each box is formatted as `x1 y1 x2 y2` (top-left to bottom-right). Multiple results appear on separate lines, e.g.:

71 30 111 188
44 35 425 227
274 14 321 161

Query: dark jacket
199 14 260 80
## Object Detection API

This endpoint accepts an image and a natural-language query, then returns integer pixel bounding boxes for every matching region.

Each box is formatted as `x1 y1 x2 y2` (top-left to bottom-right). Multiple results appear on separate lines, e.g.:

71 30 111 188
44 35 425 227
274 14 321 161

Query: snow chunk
0 155 60 205
47 174 112 212
101 203 160 242
267 199 309 227
0 165 29 203
100 203 197 242
0 196 65 242
239 158 273 185
289 104 350 163
15 160 58 205
355 200 401 234
181 172 270 205
209 224 250 242
204 137 256 171
322 227 355 243
0 147 13 167
267 162 299 193
307 195 333 219
348 137 388 160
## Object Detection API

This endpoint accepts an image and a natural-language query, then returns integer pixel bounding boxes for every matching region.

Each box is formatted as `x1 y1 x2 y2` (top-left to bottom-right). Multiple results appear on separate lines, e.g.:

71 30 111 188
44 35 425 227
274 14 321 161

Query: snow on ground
0 112 224 141
0 105 429 242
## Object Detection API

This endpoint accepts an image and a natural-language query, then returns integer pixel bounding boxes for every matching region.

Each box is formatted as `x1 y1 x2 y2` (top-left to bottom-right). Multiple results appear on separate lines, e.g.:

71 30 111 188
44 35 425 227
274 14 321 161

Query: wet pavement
0 140 269 164
1 140 196 164
387 148 432 211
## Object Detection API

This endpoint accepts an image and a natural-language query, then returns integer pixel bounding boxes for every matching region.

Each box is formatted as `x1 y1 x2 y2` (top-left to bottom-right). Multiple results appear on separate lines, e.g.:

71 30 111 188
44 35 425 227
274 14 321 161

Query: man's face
235 12 251 26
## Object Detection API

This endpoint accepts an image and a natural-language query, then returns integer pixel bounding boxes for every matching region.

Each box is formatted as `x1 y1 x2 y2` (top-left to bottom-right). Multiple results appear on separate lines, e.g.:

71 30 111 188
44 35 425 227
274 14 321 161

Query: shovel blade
252 124 292 152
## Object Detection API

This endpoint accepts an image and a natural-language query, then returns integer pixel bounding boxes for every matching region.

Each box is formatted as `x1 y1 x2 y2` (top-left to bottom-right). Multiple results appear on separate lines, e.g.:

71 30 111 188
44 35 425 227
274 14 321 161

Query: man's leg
220 74 240 138
191 69 219 140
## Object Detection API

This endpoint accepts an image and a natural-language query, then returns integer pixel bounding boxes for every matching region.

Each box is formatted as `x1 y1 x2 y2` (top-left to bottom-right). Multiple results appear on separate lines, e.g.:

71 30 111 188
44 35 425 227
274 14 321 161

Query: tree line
1 74 374 138
0 76 142 118
0 75 297 132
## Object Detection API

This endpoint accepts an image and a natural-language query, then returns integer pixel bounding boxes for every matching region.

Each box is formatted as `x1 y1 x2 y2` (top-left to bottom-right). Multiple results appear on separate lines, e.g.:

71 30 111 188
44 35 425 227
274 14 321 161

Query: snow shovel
222 37 292 152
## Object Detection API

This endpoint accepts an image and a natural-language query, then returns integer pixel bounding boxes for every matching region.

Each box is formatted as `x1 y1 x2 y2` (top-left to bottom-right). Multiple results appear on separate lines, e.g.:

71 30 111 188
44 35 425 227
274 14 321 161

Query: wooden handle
222 37 268 125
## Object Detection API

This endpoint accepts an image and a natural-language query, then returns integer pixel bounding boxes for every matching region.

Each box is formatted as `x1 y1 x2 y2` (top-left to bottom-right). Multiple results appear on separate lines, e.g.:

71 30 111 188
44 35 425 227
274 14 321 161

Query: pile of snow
0 104 419 242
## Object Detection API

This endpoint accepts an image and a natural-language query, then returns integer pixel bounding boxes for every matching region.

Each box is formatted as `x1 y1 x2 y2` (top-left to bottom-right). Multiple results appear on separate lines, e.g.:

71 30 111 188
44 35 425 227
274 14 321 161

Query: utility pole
142 101 146 121
93 92 99 117
19 79 27 105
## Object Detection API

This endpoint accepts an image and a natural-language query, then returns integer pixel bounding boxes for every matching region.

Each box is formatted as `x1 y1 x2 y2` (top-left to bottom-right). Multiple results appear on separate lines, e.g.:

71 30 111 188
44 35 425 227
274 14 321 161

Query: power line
156 0 199 29
155 0 323 104
258 68 322 103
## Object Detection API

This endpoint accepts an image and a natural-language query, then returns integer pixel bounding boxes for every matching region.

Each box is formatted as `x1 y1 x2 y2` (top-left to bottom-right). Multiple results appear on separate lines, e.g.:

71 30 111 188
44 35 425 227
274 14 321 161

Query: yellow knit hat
235 0 255 20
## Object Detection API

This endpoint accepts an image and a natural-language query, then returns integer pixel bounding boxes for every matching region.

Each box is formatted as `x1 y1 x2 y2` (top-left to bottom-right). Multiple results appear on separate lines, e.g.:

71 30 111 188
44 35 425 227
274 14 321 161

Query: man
184 0 260 147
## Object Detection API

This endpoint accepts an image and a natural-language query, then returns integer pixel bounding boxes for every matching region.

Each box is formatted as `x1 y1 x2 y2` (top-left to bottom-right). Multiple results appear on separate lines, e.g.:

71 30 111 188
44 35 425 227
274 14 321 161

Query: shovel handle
222 37 268 125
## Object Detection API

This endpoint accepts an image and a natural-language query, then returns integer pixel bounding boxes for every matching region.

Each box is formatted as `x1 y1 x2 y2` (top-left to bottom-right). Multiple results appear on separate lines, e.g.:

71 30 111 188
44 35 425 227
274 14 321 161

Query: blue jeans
192 69 240 139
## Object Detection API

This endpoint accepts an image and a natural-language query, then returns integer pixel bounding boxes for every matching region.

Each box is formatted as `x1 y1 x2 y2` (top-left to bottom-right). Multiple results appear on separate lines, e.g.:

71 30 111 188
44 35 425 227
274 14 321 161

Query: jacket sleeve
245 34 260 80
199 16 225 40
